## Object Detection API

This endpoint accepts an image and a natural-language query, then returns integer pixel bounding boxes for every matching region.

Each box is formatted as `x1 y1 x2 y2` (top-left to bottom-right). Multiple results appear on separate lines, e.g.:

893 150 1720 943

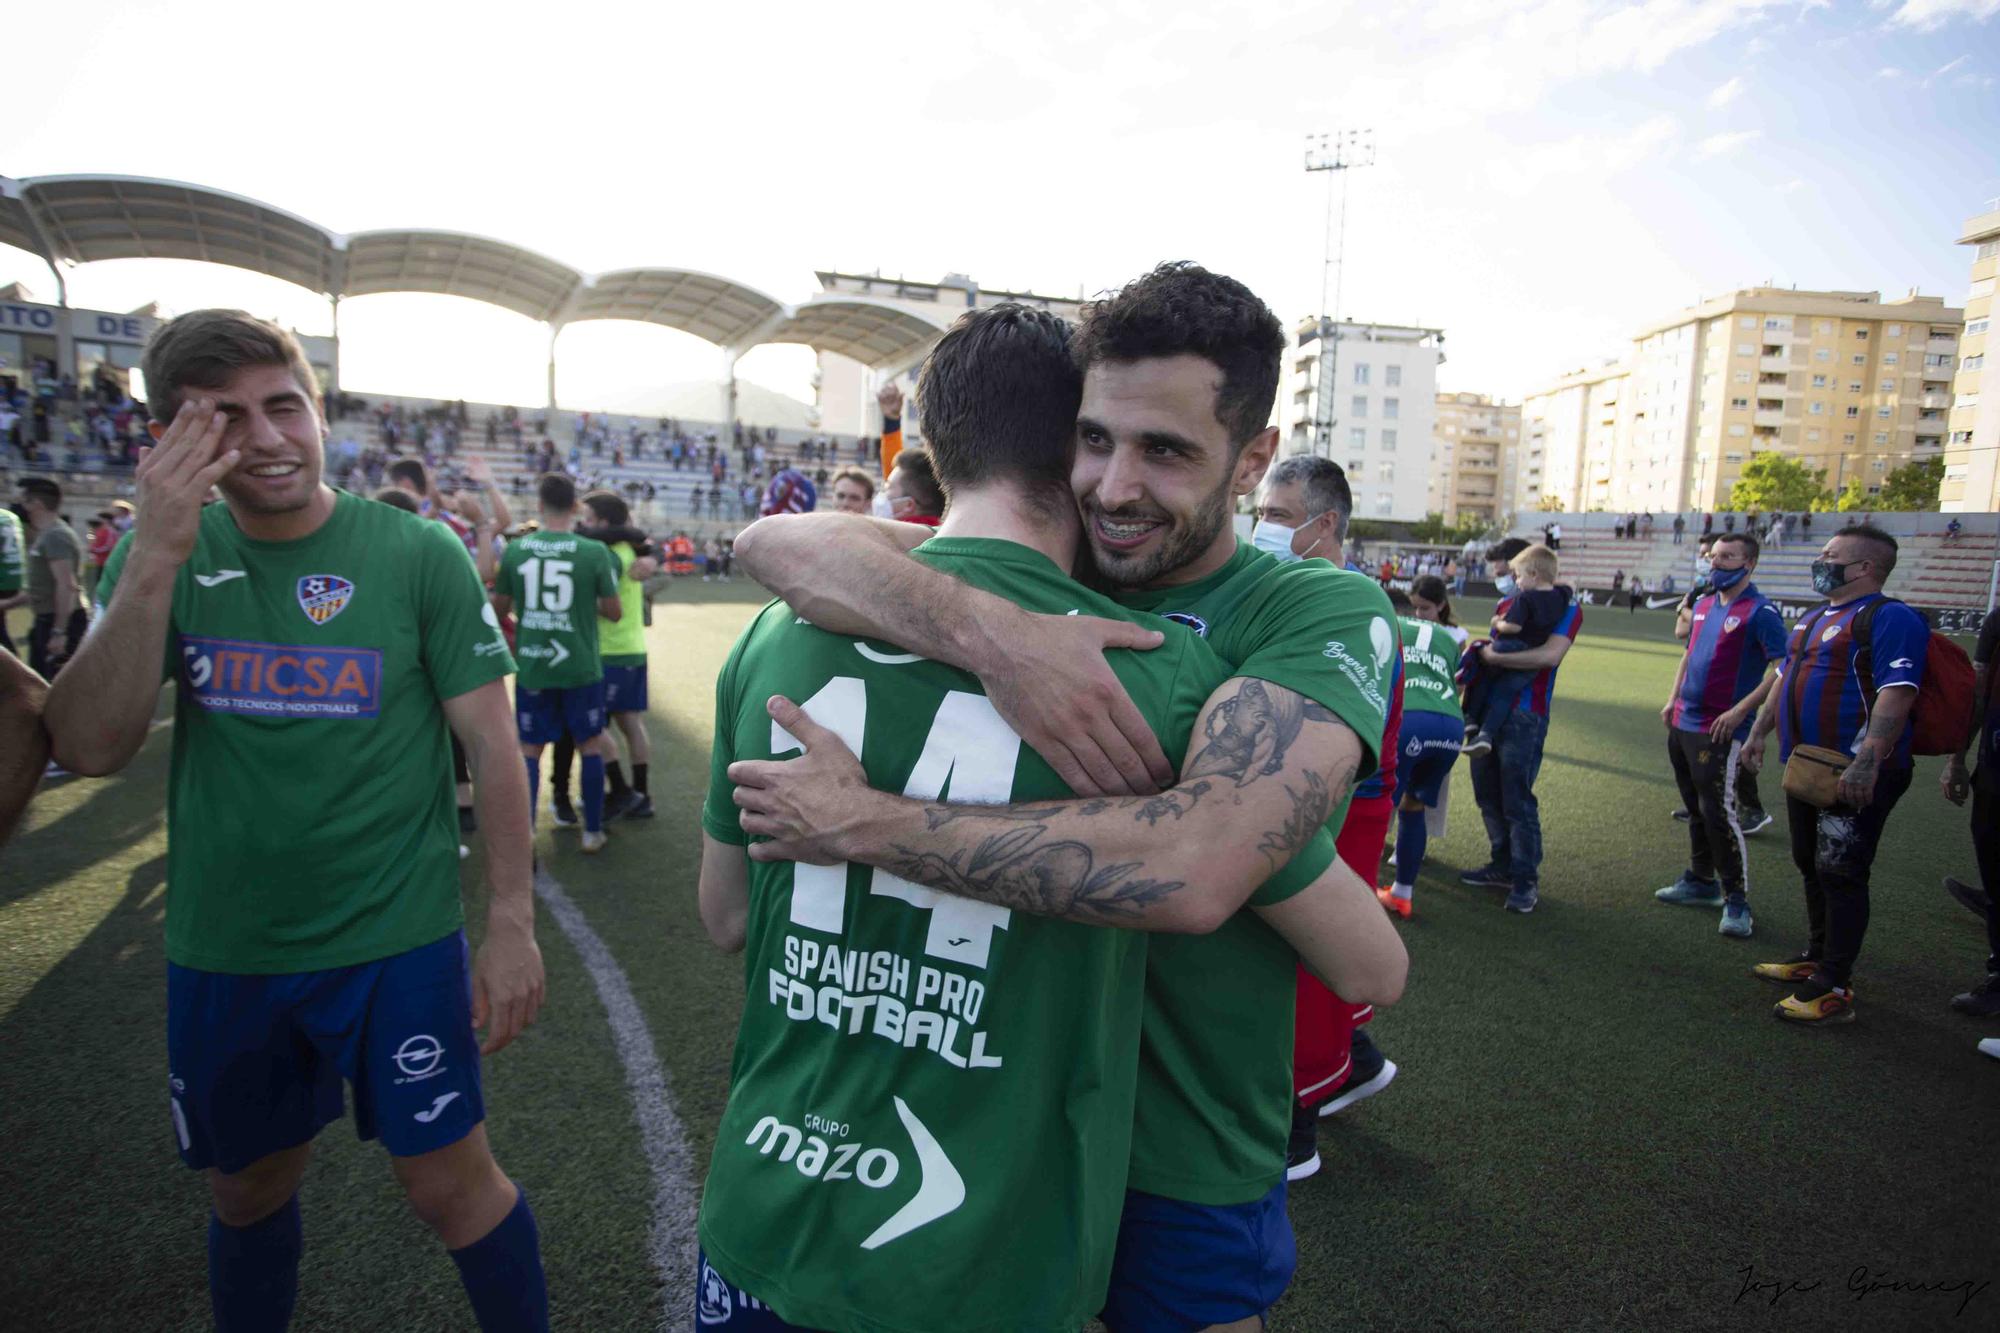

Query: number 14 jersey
700 537 1225 1333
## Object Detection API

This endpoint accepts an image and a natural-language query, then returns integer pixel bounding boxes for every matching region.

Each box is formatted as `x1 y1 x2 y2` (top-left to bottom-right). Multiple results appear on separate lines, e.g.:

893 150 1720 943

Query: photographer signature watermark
1735 1264 1990 1319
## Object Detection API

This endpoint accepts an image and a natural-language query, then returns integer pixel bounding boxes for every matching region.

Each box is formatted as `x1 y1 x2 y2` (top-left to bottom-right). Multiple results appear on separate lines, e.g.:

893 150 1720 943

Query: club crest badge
297 575 355 625
1723 615 1741 633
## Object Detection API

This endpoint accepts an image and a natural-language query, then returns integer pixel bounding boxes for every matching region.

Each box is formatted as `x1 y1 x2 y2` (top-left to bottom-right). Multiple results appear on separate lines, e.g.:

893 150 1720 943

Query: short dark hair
1712 531 1761 562
1410 574 1458 627
1384 585 1413 612
914 304 1079 510
1696 532 1718 550
1834 523 1899 578
386 458 431 495
829 465 875 499
373 487 421 513
538 473 577 513
581 489 629 527
1486 537 1530 565
140 309 320 423
890 448 945 516
1265 455 1352 539
1072 261 1283 448
18 476 60 512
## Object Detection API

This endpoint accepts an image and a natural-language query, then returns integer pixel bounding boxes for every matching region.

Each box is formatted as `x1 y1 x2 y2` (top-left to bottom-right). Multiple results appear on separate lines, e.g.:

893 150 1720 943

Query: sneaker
1719 899 1753 938
1945 875 1993 921
1775 979 1856 1025
1671 808 1692 823
458 805 478 836
581 829 608 855
43 760 68 779
1739 810 1774 836
1655 875 1726 908
1376 886 1413 921
551 797 578 829
1319 1053 1398 1118
621 794 656 819
1460 864 1511 888
602 788 637 822
1386 849 1397 868
1460 732 1494 758
1753 955 1819 984
1980 1038 2000 1061
458 843 471 861
1285 1105 1321 1182
1504 886 1539 914
1949 975 2000 1017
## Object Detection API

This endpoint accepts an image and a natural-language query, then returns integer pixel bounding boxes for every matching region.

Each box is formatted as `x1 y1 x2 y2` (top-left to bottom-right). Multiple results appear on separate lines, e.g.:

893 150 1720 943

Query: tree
1831 478 1868 513
1875 456 1944 512
1728 452 1828 513
1533 494 1566 512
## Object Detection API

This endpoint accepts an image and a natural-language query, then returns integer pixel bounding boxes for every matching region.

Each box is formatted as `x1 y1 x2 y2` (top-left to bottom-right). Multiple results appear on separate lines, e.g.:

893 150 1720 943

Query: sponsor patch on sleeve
180 636 382 718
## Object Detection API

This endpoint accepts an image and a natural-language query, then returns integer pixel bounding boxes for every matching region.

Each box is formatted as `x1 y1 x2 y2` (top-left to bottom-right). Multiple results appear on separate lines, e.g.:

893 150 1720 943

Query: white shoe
1980 1038 2000 1062
459 843 471 861
581 829 608 854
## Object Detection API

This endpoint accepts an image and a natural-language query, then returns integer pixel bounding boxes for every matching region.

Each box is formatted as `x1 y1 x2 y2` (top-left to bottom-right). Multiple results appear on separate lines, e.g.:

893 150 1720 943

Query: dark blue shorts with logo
166 930 485 1174
516 679 608 744
603 662 649 714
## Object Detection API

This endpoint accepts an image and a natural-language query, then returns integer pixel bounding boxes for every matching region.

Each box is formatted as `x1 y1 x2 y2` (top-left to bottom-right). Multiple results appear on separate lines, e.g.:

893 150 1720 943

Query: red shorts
1293 792 1394 1104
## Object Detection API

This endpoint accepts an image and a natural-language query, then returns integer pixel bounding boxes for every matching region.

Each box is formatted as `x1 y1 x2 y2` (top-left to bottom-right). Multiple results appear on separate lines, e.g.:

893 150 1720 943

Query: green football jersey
1399 615 1463 720
496 528 619 689
0 506 24 595
1116 541 1398 1204
96 491 515 973
700 537 1256 1332
598 540 647 667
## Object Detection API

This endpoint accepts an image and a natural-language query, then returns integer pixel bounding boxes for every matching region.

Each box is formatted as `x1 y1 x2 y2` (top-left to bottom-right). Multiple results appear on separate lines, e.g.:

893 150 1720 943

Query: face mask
1810 559 1859 596
1709 564 1748 591
1251 520 1304 563
1694 558 1713 579
1495 573 1519 597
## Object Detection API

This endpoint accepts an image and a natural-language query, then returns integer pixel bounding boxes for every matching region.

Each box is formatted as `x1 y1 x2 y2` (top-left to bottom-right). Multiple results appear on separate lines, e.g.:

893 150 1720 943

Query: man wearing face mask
884 446 945 526
1654 533 1790 938
1674 534 1773 834
1742 525 1927 1025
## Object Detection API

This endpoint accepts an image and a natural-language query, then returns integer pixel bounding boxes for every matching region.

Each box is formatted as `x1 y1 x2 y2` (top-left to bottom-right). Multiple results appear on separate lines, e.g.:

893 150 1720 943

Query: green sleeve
415 520 515 701
701 623 755 845
1231 566 1395 785
1156 627 1338 909
494 541 521 602
95 531 178 681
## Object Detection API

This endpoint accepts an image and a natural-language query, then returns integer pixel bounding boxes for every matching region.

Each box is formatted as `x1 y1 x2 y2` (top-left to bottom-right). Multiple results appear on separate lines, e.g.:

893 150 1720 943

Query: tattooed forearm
885 825 1187 924
1183 678 1341 786
1255 769 1338 871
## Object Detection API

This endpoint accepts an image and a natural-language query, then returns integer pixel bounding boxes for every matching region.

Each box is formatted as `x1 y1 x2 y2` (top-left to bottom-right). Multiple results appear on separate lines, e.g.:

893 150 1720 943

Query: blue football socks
524 757 540 831
581 755 605 834
1396 806 1429 888
448 1187 550 1333
209 1193 301 1333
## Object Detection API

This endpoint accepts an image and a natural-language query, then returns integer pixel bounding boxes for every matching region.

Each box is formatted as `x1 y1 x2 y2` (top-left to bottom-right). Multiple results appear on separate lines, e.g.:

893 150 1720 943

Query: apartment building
1431 392 1520 526
1281 317 1445 521
1522 289 1961 513
1943 204 1999 512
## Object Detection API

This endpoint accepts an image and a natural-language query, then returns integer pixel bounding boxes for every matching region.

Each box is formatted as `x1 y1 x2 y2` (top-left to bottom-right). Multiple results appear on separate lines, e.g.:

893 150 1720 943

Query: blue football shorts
166 930 484 1175
1393 709 1464 808
1100 1179 1297 1331
696 1251 817 1330
603 662 649 714
516 679 608 744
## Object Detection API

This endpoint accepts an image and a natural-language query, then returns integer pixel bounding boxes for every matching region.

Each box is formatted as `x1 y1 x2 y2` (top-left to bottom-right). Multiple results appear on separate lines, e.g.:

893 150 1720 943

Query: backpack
1850 598 1976 756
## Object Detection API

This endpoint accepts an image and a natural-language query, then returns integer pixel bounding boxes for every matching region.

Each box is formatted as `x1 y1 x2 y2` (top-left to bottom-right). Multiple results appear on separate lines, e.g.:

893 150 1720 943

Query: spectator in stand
1742 525 1927 1026
1642 512 1655 539
1942 611 2000 1043
828 466 876 516
885 447 944 526
1612 569 1625 593
1613 517 1626 541
1629 573 1645 614
1702 512 1714 538
18 477 86 682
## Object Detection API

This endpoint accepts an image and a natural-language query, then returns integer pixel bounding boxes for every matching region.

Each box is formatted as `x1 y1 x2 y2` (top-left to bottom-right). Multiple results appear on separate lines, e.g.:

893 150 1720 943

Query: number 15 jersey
495 528 618 690
700 537 1224 1333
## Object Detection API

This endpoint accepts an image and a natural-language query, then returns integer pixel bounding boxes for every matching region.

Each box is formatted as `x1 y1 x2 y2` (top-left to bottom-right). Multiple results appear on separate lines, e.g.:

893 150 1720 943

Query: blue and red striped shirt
1354 653 1405 800
1490 593 1582 718
1672 584 1788 739
1775 593 1928 769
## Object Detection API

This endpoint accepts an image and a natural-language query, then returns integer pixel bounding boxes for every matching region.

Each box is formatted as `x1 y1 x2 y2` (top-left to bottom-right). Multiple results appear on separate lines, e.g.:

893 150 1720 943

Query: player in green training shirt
1379 585 1465 918
699 306 1354 1332
43 311 550 1332
492 474 622 852
0 501 25 658
584 489 658 818
731 264 1410 1330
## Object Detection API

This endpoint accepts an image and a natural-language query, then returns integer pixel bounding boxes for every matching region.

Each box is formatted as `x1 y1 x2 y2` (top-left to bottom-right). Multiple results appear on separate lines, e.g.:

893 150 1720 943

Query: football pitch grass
2 585 1994 1332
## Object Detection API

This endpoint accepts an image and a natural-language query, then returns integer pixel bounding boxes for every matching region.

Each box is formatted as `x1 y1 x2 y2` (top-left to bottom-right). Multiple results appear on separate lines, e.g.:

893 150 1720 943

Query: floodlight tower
1303 130 1374 455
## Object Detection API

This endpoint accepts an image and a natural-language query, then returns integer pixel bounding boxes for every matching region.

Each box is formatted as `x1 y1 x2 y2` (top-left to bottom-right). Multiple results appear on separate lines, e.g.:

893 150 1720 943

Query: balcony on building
1759 354 1791 374
1753 407 1787 428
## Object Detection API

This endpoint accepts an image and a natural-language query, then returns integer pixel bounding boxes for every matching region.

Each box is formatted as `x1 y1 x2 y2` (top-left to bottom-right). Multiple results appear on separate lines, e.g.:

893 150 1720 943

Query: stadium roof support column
328 294 342 396
547 324 559 411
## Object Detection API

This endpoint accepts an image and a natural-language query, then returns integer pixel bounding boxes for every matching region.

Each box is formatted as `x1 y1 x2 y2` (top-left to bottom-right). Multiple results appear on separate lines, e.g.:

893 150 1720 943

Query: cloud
1778 178 1807 193
1707 75 1746 107
1695 129 1763 158
1877 0 2000 30
1920 53 1974 85
1874 65 1903 78
1487 115 1681 194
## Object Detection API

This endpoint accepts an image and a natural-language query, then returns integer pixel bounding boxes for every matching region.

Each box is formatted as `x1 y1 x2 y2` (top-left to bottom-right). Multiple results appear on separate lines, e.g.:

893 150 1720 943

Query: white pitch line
534 866 699 1328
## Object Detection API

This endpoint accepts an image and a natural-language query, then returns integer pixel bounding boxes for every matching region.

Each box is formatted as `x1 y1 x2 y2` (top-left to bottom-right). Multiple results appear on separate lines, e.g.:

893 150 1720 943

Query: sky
4 0 1998 414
